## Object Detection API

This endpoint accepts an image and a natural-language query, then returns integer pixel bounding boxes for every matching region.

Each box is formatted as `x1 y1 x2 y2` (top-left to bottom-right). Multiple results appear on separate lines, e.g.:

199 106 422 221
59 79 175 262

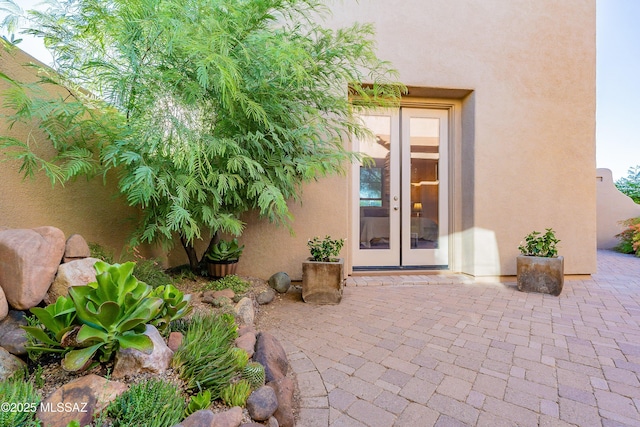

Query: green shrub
0 372 41 427
88 242 115 264
615 165 640 204
615 217 640 256
517 229 560 257
107 378 185 427
203 275 250 294
308 236 345 262
133 259 173 289
219 380 252 407
172 313 239 398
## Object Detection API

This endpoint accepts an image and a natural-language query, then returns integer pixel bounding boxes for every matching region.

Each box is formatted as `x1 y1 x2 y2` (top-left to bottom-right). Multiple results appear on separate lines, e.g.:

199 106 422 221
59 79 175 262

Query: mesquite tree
0 0 402 272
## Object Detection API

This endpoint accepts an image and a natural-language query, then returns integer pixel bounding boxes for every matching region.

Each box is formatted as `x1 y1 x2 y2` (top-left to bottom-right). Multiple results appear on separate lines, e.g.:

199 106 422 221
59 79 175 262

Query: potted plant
516 228 563 296
205 238 244 278
302 236 345 304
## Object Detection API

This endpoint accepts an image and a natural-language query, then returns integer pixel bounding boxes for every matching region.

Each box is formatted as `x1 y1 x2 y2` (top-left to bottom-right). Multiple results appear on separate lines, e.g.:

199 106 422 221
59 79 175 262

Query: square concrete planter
516 255 564 296
302 258 344 304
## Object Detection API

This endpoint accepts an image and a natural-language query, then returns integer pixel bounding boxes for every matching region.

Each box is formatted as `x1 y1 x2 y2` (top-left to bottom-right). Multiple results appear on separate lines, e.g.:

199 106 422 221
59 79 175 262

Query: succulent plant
23 295 77 350
205 238 244 262
242 361 266 389
63 261 164 371
185 390 211 417
150 284 192 334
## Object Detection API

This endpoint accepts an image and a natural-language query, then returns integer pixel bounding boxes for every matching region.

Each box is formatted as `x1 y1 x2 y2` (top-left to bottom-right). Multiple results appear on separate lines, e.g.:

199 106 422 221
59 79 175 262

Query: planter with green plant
302 236 345 304
516 228 563 296
205 238 244 278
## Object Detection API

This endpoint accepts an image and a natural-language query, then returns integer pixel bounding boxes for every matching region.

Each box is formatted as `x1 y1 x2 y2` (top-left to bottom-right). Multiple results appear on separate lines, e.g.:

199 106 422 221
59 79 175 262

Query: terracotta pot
207 260 239 278
516 255 564 296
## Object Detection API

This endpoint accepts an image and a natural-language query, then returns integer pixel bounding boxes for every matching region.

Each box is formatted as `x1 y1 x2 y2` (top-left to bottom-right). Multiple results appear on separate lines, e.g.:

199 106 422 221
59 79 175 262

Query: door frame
349 100 459 272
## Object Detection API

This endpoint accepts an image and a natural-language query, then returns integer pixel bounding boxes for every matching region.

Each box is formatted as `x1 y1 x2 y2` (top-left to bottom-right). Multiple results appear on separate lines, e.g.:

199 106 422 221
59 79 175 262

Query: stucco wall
2 0 597 279
239 0 596 277
596 168 640 249
0 47 148 259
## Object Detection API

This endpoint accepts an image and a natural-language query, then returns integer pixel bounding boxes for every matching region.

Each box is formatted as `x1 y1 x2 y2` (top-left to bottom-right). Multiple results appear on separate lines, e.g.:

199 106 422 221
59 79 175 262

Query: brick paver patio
257 250 640 426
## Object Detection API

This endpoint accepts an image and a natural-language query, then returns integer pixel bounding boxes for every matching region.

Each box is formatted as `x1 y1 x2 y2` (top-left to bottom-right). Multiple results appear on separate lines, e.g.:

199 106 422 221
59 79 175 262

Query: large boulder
267 377 295 427
246 386 278 421
0 310 28 355
0 346 26 381
112 324 173 379
0 227 66 310
62 234 91 263
268 272 290 294
45 257 99 305
37 374 128 427
0 286 7 321
234 297 254 326
253 332 288 383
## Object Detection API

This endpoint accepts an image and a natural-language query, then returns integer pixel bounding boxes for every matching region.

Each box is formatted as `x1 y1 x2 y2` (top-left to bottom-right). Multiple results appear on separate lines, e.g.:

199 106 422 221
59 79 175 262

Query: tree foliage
0 0 402 271
615 166 640 204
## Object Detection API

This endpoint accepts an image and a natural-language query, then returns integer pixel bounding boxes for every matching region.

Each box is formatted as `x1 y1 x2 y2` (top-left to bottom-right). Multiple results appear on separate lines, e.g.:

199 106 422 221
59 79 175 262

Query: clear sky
596 0 640 180
6 0 639 180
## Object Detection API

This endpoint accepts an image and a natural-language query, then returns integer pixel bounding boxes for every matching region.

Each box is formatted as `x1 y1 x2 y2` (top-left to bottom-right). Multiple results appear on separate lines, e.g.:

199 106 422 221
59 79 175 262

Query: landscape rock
36 374 128 427
208 289 235 300
168 331 184 352
175 409 215 427
237 325 256 337
62 234 91 263
0 226 66 309
212 406 243 427
234 297 254 326
257 288 276 305
267 377 295 427
0 310 28 355
246 386 278 421
203 294 233 307
235 331 256 357
268 272 290 294
112 324 173 379
0 346 26 381
254 332 289 383
45 257 99 305
0 286 7 321
267 416 280 427
240 424 264 427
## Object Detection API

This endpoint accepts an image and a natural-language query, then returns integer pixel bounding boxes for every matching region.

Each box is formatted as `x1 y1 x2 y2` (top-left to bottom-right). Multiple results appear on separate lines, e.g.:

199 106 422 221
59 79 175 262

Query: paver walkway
258 250 640 427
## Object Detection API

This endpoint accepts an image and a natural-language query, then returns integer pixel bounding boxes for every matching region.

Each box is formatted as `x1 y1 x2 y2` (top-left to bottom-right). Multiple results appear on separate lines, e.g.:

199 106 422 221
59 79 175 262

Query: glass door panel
352 112 400 267
401 109 448 266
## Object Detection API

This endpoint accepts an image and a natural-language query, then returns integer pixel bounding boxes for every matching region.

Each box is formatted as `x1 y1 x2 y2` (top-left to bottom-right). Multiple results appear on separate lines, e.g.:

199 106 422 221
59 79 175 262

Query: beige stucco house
1 0 597 280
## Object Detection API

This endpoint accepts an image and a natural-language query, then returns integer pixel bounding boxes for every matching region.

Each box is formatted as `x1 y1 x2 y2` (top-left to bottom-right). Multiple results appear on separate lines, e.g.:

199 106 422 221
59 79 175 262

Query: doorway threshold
352 265 448 274
347 270 473 286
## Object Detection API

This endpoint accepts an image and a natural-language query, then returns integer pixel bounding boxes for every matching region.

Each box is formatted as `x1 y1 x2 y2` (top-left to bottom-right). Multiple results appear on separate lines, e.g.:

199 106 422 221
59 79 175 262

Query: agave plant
205 239 244 262
63 261 164 371
150 284 192 334
23 295 77 353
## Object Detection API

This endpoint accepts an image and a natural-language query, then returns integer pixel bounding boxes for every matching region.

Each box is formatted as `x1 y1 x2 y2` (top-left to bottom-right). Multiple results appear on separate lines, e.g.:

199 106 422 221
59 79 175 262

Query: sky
6 0 640 181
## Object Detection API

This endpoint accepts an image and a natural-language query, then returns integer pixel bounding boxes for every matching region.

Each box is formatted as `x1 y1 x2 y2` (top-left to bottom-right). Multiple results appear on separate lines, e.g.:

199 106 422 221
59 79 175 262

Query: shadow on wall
596 168 640 249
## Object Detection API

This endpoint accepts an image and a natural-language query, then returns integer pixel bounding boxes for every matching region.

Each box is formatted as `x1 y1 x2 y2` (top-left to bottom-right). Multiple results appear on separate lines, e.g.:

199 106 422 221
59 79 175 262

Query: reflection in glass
359 116 391 249
409 117 439 249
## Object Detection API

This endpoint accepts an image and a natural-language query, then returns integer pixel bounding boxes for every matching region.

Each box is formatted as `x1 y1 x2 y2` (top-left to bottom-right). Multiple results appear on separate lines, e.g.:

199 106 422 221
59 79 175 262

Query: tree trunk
200 231 220 264
180 235 200 273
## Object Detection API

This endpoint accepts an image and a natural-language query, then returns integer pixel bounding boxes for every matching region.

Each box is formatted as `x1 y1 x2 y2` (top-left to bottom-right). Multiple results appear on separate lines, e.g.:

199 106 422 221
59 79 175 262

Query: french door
352 108 448 268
